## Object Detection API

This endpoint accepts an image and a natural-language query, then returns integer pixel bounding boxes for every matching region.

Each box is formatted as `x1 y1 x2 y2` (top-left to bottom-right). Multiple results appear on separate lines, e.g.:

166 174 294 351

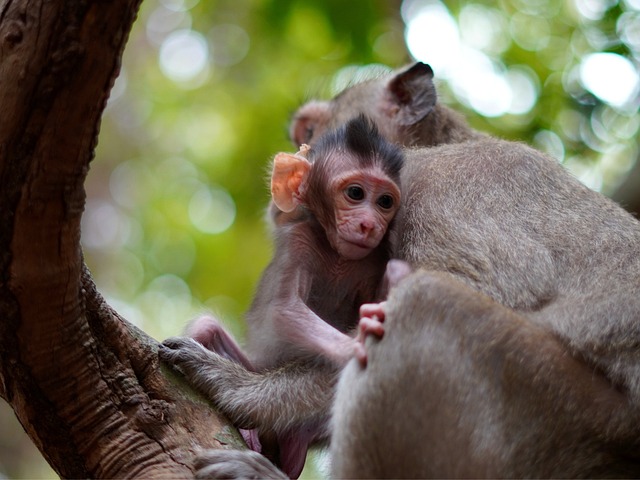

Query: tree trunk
0 1 242 477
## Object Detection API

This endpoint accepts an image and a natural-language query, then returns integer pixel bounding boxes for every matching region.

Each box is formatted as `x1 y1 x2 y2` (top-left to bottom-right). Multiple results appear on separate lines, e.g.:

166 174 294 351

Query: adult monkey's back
295 62 640 477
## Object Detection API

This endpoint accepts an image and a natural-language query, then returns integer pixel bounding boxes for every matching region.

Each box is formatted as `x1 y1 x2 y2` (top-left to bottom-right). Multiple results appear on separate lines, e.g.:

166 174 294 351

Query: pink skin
355 261 414 367
355 301 387 367
333 208 385 259
187 315 253 370
330 170 400 260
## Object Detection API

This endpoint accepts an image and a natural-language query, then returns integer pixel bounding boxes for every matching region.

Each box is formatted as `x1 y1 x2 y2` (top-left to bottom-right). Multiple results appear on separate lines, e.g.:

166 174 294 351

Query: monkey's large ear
386 62 436 126
271 151 312 213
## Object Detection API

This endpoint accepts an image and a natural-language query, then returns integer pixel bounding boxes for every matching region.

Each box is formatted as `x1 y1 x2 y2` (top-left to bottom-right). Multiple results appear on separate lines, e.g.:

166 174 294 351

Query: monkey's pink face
329 170 401 260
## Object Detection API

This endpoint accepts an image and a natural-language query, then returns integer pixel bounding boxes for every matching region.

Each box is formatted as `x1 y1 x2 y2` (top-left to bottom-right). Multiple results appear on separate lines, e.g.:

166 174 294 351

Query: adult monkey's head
290 62 481 149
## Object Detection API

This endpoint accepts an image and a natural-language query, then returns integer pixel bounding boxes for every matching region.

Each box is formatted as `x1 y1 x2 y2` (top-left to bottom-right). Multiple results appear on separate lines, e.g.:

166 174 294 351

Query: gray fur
397 139 640 400
333 271 640 478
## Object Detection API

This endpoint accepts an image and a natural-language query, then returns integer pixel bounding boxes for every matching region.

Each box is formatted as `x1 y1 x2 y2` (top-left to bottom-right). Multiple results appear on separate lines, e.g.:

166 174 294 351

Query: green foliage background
1 0 638 478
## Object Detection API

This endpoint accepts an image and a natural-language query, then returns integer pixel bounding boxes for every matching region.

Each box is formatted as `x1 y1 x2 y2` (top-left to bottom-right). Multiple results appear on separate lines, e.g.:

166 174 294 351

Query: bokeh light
146 4 192 45
579 53 639 109
209 24 250 66
403 0 542 118
188 185 237 235
403 2 460 79
401 0 640 192
159 28 210 85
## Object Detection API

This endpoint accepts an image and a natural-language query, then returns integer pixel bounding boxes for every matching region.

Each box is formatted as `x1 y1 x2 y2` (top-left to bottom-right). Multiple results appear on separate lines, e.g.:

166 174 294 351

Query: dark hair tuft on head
344 115 403 179
311 115 404 181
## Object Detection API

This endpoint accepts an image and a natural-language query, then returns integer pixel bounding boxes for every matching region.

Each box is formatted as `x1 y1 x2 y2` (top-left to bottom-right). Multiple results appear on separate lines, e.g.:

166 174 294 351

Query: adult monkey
194 63 640 478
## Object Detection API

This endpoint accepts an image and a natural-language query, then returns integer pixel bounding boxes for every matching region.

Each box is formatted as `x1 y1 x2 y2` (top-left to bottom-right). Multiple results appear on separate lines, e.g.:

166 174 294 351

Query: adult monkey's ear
271 146 312 213
386 62 437 126
289 100 331 147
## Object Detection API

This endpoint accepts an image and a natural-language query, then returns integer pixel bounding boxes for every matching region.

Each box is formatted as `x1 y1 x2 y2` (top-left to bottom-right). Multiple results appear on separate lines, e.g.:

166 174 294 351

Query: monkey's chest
307 273 378 333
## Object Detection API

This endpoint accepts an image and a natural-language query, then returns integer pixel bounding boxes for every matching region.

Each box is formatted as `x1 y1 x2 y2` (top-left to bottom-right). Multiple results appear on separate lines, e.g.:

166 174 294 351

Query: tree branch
0 1 240 477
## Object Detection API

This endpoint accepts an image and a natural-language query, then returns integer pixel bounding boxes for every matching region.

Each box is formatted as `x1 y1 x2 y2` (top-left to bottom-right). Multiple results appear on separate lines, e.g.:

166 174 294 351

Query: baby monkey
186 114 403 370
161 116 403 477
249 114 403 368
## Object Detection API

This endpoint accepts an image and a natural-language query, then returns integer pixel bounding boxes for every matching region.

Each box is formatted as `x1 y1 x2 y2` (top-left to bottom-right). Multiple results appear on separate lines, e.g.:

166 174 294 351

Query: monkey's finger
194 449 287 479
358 317 385 340
158 338 202 365
161 336 201 351
359 302 387 321
354 343 368 368
160 337 186 349
157 343 185 363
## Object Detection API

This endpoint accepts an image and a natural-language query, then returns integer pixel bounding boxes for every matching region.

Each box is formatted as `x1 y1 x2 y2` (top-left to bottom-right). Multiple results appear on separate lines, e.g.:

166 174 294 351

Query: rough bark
0 1 242 477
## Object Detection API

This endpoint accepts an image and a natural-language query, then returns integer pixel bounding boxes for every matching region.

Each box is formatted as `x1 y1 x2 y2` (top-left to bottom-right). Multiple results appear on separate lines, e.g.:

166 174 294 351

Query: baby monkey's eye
346 185 365 201
377 194 394 209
